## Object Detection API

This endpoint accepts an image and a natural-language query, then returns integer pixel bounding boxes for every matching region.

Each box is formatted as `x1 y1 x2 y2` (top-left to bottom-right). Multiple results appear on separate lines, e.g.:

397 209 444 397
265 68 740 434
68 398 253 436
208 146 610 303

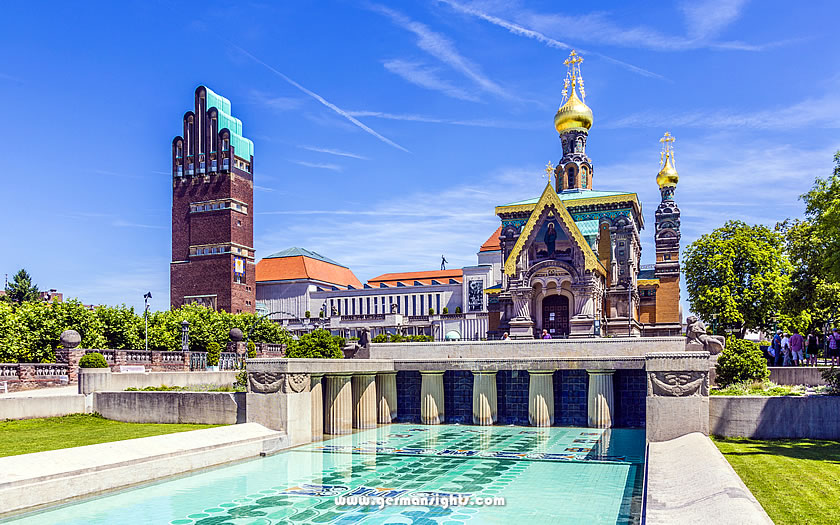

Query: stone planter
79 367 112 395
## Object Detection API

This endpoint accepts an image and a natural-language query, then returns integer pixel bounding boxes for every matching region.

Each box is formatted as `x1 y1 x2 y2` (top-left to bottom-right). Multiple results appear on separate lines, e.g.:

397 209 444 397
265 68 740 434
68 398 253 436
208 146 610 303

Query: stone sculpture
685 316 725 355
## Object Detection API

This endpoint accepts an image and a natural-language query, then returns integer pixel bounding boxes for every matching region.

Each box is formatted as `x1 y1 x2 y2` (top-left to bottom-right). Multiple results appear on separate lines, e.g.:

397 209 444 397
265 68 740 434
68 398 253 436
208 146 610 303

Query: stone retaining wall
0 395 87 420
93 391 245 425
79 369 239 394
710 395 840 439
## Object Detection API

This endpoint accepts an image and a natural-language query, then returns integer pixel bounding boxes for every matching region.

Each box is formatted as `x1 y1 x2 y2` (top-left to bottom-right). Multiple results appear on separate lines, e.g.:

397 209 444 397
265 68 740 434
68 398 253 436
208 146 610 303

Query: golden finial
544 161 555 186
657 131 679 188
555 50 593 133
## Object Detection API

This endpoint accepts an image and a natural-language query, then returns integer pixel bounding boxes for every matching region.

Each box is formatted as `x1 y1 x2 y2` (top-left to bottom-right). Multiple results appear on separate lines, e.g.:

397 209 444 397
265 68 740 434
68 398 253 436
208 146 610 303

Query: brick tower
170 86 256 313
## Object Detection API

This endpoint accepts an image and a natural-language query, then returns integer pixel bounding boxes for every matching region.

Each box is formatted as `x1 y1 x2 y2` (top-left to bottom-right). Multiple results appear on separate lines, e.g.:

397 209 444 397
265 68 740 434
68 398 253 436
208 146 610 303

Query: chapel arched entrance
542 294 570 338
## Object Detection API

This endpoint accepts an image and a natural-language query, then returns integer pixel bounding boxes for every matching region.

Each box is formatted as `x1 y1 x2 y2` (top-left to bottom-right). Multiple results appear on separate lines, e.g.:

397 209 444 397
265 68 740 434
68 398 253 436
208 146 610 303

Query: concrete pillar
324 373 353 435
472 371 497 426
311 373 324 440
420 371 445 424
587 370 615 428
528 370 554 427
352 373 377 429
376 372 398 424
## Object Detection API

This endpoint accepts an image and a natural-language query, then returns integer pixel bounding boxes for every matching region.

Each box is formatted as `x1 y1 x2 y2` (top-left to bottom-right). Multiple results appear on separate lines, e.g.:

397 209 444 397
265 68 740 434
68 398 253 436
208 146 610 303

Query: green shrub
821 367 840 394
715 337 769 387
390 333 404 343
372 333 388 343
334 336 346 349
442 307 449 314
235 370 248 391
455 306 462 314
305 311 310 318
247 341 256 358
429 308 435 315
206 342 221 366
286 329 342 359
79 352 109 368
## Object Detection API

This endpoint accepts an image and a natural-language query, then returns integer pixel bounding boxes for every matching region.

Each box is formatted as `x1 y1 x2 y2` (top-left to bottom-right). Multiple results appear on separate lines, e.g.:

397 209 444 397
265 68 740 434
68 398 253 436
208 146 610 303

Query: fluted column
472 371 497 425
324 373 353 435
376 372 398 424
352 373 377 429
587 370 615 428
528 370 554 427
420 371 445 424
310 373 324 440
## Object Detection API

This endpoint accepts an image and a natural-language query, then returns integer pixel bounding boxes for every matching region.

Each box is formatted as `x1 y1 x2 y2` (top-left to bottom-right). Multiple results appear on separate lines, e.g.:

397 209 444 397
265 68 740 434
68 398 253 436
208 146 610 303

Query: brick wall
395 371 421 423
655 277 680 324
444 370 473 424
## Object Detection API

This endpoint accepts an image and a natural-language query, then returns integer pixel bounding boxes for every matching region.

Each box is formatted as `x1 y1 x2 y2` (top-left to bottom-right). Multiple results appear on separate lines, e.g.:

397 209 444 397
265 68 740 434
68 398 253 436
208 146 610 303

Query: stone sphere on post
60 330 81 349
229 328 244 342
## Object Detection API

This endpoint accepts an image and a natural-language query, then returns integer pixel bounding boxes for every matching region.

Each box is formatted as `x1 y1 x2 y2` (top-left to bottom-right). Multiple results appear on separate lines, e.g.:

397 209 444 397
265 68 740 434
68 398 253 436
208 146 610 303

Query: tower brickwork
170 86 256 313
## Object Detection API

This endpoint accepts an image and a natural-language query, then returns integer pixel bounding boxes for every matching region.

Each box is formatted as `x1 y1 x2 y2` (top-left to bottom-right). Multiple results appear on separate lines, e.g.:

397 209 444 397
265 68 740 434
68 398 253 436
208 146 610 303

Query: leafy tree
206 342 221 366
715 337 769 387
3 269 40 304
778 153 840 331
95 304 143 349
286 329 342 359
683 221 790 338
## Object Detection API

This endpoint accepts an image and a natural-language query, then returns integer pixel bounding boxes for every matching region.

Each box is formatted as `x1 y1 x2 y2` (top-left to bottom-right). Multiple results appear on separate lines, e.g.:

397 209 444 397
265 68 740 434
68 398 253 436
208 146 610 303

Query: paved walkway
0 385 78 398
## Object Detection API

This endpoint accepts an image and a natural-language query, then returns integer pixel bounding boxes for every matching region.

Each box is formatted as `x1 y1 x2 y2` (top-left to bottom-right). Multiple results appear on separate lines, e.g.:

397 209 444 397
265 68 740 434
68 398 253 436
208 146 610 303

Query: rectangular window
352 299 356 315
412 295 417 315
429 295 433 313
222 158 230 171
366 297 370 314
344 299 348 315
420 295 424 313
211 159 217 171
436 294 441 314
404 296 408 314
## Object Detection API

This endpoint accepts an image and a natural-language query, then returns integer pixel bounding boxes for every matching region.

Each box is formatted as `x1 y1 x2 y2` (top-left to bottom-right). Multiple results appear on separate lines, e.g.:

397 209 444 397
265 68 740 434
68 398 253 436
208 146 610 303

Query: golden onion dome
554 88 593 134
657 154 679 188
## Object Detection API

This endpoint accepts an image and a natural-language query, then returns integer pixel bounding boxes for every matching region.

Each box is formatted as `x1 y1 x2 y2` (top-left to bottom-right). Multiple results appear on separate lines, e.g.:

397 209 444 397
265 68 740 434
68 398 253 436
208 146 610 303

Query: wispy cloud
298 145 369 160
249 90 305 111
112 220 166 230
230 44 411 153
290 160 343 172
441 0 778 54
437 0 665 80
255 185 277 192
346 110 541 129
369 4 513 100
382 59 482 102
0 72 23 83
604 91 840 130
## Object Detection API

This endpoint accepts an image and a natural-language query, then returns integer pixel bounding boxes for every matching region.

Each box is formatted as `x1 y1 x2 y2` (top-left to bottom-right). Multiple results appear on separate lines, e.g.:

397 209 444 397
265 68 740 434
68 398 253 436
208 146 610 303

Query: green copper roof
501 190 635 207
576 219 599 236
204 86 254 161
263 247 347 268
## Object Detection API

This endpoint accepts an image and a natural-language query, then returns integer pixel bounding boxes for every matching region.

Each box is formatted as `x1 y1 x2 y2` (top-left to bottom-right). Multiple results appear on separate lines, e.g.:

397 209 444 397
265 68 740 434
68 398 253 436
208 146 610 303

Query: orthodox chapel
489 50 682 338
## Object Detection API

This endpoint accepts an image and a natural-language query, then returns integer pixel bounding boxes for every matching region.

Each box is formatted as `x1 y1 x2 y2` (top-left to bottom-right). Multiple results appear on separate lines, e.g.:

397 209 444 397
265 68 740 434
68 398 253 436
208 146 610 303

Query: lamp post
143 292 152 352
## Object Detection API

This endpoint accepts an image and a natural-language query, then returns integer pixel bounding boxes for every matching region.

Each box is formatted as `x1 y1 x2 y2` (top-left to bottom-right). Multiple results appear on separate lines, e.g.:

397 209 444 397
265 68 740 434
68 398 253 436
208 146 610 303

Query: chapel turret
554 50 594 192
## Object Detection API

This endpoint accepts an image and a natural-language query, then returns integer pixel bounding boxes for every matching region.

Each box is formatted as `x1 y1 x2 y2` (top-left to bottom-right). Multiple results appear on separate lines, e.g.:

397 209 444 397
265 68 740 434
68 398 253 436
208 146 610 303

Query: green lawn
713 437 840 525
0 414 220 457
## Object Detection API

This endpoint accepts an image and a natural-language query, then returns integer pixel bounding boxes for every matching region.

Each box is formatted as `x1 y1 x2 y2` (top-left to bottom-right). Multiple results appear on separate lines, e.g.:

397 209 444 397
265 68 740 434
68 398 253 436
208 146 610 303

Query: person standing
781 333 792 367
541 329 552 339
829 329 840 367
772 331 783 367
806 332 820 367
789 330 804 367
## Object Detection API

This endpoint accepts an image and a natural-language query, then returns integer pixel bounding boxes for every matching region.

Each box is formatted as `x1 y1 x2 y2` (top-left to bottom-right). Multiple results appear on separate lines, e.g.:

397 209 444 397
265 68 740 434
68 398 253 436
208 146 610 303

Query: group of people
768 329 840 367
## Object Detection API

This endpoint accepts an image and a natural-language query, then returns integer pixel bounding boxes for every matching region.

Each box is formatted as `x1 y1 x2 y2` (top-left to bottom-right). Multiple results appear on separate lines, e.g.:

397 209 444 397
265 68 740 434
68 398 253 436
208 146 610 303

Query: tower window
567 167 576 188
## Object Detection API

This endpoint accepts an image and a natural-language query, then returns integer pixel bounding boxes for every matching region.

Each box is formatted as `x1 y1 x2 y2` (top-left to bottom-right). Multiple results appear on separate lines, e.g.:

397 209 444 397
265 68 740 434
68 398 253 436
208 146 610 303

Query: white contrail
438 0 665 80
231 44 411 153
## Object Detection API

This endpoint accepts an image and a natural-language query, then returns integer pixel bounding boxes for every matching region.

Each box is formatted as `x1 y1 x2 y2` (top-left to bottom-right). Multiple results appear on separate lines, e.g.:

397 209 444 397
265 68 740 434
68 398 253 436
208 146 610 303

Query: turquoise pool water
10 424 645 524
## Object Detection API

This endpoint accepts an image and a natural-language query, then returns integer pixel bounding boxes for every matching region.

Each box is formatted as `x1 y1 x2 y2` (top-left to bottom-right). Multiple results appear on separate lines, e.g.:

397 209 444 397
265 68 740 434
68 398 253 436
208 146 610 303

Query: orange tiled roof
256 255 362 288
367 269 464 287
480 225 503 252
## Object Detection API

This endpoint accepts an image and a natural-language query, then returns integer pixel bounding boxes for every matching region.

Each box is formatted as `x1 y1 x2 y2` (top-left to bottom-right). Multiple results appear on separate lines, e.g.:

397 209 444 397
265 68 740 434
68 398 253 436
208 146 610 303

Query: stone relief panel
248 372 311 394
647 371 709 397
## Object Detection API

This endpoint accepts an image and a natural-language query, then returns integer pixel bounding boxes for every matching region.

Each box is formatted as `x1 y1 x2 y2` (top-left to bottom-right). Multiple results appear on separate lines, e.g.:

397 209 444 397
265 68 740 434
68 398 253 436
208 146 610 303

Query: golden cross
659 131 676 166
564 49 583 67
544 161 555 186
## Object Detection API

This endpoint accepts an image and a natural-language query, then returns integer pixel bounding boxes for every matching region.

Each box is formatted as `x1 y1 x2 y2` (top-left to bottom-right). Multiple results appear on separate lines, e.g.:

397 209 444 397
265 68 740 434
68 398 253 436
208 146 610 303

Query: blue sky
1 0 838 314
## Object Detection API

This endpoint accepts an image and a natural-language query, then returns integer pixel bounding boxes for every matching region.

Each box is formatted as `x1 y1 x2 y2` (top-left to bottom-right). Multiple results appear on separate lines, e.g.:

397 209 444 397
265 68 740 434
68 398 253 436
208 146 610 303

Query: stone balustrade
0 363 70 392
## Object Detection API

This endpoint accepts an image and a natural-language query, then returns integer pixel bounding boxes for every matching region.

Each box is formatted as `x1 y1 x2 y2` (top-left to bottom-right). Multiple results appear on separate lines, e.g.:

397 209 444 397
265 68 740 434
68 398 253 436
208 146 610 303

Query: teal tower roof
204 86 254 160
